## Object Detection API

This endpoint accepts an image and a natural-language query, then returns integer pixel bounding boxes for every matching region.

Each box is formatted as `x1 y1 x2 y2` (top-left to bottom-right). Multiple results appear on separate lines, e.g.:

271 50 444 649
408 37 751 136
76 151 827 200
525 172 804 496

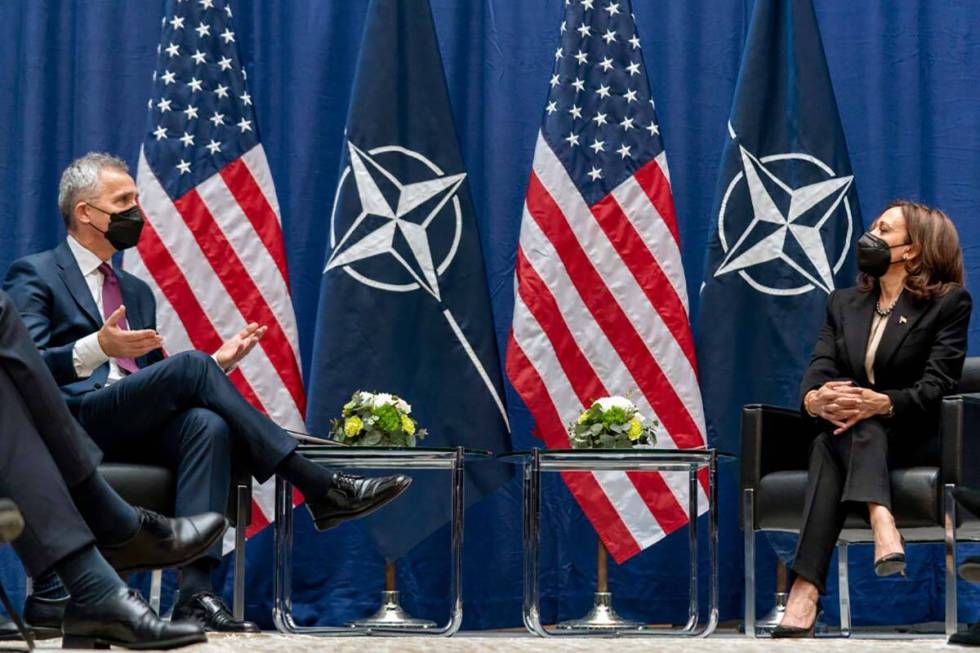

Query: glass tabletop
496 447 735 469
297 444 495 464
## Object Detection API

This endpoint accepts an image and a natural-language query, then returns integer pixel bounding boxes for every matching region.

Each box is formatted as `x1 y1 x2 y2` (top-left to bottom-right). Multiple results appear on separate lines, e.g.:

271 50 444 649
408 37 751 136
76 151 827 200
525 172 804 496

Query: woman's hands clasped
804 381 893 435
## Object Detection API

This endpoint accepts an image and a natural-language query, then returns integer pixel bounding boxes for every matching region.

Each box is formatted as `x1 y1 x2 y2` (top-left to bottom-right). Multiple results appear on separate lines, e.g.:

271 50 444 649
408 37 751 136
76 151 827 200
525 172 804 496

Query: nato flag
306 0 512 560
697 0 862 456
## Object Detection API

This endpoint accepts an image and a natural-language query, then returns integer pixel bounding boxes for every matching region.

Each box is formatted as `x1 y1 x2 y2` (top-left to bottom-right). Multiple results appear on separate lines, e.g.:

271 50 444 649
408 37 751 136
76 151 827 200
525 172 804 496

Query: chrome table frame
273 446 481 637
509 448 719 637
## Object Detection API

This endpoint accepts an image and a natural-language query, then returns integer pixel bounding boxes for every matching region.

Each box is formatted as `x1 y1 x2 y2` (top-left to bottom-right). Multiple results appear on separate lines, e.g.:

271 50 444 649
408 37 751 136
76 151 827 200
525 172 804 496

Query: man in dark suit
0 283 227 648
4 152 411 632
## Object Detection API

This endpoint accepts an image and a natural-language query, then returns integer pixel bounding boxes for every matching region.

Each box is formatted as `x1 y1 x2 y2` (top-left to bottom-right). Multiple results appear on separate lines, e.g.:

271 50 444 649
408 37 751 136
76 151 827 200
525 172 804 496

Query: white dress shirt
67 236 228 384
68 235 127 383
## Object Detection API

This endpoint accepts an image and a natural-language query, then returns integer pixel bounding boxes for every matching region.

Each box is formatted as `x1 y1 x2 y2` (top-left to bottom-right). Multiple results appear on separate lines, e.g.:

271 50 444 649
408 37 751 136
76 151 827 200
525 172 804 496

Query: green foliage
330 391 427 447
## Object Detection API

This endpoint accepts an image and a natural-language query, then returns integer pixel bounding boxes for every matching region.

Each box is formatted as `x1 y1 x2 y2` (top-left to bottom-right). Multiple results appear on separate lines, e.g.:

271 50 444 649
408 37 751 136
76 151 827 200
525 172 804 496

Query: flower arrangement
568 396 658 449
331 391 427 447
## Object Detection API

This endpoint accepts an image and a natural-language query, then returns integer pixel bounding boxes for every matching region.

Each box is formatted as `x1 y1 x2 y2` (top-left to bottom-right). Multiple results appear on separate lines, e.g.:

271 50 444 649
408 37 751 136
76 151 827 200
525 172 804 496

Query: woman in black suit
774 200 972 637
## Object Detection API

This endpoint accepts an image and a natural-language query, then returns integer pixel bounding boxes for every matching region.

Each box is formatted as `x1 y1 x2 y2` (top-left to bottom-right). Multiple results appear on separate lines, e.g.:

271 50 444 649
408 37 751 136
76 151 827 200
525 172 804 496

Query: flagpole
348 559 436 630
557 539 642 631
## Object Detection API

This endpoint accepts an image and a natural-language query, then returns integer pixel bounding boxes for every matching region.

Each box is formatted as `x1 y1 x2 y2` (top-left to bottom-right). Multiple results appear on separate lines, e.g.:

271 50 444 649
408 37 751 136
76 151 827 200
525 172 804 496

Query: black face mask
88 204 144 251
856 232 910 278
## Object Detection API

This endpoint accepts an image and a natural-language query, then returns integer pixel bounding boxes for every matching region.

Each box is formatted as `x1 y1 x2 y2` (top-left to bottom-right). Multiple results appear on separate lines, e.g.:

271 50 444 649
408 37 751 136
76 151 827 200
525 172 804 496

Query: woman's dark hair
859 200 964 300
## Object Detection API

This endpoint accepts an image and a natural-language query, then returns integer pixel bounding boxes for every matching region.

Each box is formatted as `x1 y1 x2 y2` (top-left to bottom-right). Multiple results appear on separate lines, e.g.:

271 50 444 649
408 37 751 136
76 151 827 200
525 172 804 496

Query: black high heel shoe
874 534 907 577
771 606 819 638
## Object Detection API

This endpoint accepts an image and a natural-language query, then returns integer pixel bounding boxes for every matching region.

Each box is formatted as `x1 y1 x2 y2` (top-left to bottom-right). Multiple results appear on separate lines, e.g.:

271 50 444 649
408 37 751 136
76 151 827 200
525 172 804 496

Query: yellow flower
627 418 643 441
401 414 416 436
344 416 364 438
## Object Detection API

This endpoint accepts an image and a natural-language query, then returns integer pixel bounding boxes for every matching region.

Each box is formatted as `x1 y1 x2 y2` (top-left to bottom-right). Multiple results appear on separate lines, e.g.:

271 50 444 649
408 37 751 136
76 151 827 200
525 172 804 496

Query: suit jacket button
94 383 102 389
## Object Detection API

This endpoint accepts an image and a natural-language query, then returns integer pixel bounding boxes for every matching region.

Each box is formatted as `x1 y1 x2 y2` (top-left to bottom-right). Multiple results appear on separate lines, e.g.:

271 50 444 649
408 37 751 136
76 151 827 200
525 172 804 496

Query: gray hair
57 153 129 229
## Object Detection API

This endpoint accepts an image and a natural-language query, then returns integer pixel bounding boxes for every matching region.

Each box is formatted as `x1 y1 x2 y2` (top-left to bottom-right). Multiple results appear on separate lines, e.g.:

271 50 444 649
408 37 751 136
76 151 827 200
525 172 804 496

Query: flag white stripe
241 145 283 224
511 297 664 546
615 155 690 315
517 232 707 514
134 152 304 431
195 171 303 370
532 136 705 440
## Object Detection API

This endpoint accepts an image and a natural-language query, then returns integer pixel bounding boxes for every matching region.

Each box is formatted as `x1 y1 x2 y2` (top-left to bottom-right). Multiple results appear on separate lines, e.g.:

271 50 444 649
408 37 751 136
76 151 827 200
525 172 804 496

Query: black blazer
800 284 972 434
2 241 165 406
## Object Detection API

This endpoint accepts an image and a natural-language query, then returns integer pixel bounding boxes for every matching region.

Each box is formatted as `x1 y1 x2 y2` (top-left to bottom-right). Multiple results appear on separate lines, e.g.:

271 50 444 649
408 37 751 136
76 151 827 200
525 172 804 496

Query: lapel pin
899 315 908 325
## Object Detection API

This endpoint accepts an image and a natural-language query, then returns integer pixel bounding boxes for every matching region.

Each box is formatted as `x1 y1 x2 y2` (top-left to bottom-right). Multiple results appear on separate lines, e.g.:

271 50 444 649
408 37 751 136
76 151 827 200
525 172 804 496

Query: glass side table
272 445 493 637
499 448 721 638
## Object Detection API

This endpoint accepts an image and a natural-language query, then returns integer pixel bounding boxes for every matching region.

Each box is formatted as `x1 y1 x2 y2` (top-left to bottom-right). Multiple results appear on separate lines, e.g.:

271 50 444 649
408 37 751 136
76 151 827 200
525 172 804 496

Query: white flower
594 396 635 413
370 392 395 408
395 399 411 414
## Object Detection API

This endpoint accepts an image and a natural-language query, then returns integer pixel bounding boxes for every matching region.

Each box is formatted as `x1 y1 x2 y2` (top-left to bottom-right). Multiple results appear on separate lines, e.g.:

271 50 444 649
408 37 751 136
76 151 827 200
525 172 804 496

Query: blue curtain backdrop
0 0 979 630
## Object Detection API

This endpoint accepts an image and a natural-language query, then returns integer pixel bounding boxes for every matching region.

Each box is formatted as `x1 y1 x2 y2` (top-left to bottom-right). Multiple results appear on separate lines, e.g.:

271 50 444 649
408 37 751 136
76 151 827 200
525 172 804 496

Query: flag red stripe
244 506 270 538
591 176 698 375
172 189 306 413
505 335 641 561
526 172 703 450
219 159 292 290
137 221 272 528
515 248 691 531
634 159 682 247
515 248 605 405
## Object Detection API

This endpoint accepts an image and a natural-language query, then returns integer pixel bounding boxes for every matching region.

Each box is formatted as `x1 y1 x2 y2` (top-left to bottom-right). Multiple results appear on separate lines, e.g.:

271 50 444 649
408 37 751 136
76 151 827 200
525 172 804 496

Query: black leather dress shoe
950 621 980 646
305 473 412 531
954 487 980 519
172 591 259 633
62 587 206 650
100 508 227 574
23 593 67 639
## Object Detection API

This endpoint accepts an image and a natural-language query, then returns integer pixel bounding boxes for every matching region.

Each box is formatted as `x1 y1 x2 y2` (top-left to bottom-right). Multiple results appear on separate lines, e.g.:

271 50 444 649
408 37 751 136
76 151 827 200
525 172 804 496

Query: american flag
123 0 305 543
505 0 707 563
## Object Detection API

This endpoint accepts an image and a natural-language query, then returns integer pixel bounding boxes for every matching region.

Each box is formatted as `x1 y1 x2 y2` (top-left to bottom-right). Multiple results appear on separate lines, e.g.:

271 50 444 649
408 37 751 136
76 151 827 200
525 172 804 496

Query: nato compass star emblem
325 142 466 302
325 140 510 429
714 129 855 296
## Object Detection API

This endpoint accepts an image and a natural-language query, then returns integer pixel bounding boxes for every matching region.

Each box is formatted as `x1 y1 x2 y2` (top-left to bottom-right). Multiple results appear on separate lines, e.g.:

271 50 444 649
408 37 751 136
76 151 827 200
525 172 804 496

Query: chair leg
743 488 756 638
946 483 959 637
149 569 162 615
0 581 33 650
837 541 851 638
233 483 250 622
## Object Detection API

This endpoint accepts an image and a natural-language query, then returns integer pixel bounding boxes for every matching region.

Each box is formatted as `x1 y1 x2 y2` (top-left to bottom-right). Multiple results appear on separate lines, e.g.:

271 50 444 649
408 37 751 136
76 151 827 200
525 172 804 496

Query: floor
2 629 963 652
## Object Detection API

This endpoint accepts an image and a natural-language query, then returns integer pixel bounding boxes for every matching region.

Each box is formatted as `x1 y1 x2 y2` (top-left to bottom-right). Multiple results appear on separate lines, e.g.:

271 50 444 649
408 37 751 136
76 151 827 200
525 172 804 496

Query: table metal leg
523 449 547 636
682 465 699 633
704 451 719 637
946 483 959 637
743 488 756 638
837 541 851 638
233 483 249 621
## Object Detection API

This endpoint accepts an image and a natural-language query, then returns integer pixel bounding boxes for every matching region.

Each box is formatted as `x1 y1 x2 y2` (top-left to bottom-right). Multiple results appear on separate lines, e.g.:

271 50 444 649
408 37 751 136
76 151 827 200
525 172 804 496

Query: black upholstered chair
741 357 980 638
99 462 252 618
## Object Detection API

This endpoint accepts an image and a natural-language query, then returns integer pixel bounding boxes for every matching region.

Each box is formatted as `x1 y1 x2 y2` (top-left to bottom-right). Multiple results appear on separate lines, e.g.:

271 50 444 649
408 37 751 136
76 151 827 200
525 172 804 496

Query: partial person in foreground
0 286 226 649
773 201 971 638
4 152 412 632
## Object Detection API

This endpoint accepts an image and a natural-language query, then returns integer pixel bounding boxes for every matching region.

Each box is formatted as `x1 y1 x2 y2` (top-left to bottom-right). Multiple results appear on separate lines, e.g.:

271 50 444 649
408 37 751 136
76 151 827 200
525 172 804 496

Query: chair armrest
740 404 814 491
941 393 980 490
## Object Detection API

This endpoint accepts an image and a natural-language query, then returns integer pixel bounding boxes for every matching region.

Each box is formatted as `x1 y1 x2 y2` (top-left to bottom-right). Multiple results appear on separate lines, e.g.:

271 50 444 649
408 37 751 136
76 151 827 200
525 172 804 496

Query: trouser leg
0 290 100 485
791 433 848 594
839 418 892 508
78 351 295 482
159 408 233 565
0 367 94 576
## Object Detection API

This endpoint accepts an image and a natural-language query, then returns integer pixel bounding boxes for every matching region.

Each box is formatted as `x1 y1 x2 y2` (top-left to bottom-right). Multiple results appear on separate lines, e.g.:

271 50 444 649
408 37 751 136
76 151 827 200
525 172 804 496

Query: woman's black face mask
856 232 911 278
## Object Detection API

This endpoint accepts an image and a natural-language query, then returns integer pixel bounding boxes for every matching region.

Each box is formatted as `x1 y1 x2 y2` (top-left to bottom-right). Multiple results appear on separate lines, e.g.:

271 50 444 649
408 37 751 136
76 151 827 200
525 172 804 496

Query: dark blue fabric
305 0 512 562
0 0 979 630
696 0 862 618
2 242 163 403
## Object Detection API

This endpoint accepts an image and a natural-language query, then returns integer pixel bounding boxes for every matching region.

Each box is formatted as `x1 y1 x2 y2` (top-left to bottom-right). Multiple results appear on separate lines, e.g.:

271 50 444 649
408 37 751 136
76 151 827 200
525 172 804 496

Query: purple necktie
98 263 140 374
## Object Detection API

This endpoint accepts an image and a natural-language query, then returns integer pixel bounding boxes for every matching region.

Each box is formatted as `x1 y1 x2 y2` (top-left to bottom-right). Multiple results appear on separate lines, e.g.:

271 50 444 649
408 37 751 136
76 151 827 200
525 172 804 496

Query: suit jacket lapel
54 241 102 328
873 291 929 379
842 289 876 384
